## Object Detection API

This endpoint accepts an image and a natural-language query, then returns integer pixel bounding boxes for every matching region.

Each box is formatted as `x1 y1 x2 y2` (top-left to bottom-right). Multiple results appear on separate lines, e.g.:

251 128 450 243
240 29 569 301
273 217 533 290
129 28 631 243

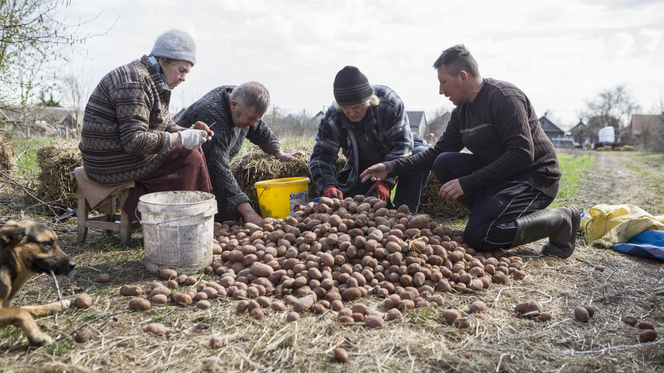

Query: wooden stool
76 182 141 245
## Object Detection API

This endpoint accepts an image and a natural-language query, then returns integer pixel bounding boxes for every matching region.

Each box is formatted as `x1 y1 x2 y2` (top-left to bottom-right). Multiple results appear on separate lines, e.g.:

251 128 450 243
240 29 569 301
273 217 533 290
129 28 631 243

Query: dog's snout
68 261 76 270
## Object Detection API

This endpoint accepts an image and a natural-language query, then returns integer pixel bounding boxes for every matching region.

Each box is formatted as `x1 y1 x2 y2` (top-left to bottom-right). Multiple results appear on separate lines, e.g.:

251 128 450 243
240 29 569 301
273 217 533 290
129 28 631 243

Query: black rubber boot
510 206 581 258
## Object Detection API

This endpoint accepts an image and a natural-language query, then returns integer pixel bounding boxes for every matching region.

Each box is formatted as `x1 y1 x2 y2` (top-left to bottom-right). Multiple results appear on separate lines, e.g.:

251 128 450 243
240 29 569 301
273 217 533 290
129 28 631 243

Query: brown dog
0 220 75 345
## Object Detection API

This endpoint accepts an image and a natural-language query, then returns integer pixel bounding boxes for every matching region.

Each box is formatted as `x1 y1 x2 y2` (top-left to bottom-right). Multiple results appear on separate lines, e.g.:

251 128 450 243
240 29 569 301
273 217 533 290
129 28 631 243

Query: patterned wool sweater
79 55 188 185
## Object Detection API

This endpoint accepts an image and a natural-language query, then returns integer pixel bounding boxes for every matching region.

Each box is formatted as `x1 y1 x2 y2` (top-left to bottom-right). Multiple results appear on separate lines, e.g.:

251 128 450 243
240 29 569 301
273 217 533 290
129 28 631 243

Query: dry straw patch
1 236 662 372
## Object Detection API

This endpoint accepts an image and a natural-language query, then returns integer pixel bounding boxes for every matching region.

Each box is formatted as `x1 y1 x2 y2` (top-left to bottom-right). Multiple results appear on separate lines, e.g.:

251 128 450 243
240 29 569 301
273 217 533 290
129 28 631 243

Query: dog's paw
60 300 71 310
29 334 53 346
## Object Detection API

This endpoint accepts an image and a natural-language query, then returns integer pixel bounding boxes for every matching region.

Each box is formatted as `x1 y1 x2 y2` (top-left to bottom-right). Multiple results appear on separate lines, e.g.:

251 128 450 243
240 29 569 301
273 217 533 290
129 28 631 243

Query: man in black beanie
309 66 430 212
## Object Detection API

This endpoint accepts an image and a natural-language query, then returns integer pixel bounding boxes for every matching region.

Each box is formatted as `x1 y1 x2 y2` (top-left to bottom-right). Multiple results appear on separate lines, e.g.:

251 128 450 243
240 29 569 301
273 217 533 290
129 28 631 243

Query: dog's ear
0 220 26 249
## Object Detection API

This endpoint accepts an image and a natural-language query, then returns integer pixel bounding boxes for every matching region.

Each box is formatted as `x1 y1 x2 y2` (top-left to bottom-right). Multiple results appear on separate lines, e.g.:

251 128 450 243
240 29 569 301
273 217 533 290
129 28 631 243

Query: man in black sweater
360 45 580 258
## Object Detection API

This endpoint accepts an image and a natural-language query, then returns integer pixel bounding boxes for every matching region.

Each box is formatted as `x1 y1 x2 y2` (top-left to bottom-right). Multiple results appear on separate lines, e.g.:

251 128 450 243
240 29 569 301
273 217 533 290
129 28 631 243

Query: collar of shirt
148 55 170 91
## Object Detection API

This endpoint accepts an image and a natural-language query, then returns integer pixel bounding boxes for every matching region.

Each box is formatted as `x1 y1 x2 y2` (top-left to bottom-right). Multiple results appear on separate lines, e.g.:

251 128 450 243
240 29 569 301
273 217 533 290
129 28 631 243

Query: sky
57 0 664 130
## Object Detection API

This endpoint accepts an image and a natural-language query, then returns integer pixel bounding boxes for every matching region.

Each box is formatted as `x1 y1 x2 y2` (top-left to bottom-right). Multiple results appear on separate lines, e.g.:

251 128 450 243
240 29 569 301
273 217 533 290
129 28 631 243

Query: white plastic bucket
137 191 217 274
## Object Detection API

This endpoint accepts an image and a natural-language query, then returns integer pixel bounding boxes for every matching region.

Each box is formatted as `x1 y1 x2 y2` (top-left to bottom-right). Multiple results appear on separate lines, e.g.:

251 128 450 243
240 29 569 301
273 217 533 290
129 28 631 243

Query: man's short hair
230 81 270 115
433 44 480 78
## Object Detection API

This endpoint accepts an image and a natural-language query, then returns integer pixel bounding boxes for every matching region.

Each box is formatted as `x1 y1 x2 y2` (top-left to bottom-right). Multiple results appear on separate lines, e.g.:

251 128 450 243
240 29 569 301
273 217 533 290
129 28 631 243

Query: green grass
11 137 60 176
551 153 596 207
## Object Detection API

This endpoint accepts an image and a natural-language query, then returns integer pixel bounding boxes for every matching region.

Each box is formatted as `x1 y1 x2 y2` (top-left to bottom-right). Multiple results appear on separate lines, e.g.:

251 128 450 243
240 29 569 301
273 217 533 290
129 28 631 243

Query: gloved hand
367 181 391 201
323 186 343 199
179 129 208 149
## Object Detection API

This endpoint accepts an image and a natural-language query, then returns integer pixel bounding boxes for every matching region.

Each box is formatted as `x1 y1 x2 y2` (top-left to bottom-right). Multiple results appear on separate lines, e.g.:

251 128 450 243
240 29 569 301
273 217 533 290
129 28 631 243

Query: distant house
569 120 594 148
629 114 663 141
0 106 82 137
538 115 565 141
407 111 427 138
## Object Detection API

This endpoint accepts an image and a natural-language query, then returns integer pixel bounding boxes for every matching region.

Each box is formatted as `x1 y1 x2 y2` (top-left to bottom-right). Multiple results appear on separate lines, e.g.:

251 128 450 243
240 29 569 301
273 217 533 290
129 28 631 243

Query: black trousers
433 153 554 252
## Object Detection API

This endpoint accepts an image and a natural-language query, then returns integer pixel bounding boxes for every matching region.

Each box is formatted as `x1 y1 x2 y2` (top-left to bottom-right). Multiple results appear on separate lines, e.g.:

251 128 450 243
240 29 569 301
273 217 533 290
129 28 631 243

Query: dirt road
563 149 664 215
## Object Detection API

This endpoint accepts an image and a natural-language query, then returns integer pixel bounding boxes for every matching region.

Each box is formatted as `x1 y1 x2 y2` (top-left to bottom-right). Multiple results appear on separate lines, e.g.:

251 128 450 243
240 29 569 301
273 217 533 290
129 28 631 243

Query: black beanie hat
333 66 374 106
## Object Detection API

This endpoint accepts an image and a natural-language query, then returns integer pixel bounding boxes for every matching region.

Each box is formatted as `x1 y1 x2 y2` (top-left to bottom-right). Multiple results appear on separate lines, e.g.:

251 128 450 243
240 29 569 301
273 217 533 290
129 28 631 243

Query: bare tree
0 0 108 108
59 64 94 139
583 85 640 134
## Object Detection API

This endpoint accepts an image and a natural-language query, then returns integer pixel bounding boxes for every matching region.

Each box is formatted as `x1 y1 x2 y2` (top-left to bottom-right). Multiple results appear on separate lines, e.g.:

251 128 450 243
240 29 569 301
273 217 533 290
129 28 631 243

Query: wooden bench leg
77 189 89 244
119 189 132 244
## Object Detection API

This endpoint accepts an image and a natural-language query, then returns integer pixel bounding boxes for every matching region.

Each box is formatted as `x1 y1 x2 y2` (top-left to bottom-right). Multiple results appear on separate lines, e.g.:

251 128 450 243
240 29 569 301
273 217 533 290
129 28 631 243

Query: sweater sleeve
202 127 251 208
246 120 281 155
309 110 343 194
114 82 171 156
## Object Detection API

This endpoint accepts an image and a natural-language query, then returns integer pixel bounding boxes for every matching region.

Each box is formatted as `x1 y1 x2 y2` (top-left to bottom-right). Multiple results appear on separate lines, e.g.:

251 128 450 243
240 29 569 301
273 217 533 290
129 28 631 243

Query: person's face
339 101 370 122
231 101 263 129
437 65 466 106
160 59 193 89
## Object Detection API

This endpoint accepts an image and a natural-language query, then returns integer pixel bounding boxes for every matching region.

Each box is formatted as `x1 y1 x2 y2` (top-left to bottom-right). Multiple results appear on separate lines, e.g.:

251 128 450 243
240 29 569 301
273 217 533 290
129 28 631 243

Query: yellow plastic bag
580 204 664 247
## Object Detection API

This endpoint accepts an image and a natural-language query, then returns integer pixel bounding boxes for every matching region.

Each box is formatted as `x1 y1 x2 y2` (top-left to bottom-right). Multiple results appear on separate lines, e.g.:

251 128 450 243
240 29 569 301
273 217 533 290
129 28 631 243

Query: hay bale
0 136 16 177
621 145 634 151
231 144 468 219
36 140 82 208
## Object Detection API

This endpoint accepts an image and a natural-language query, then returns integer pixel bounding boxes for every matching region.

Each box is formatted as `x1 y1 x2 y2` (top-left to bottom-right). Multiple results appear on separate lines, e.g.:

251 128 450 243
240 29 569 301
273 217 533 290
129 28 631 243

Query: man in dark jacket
174 82 304 225
309 66 430 213
361 45 580 258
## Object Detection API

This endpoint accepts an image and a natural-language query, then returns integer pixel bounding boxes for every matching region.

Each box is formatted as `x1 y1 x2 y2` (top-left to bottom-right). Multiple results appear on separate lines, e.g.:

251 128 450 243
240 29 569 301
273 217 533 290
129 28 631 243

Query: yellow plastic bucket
254 177 310 219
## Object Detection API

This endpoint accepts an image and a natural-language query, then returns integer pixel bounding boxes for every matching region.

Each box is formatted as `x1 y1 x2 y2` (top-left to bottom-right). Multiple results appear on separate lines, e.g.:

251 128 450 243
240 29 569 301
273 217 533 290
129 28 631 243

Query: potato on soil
74 293 93 309
351 303 368 315
129 298 151 311
334 348 349 363
98 274 111 283
387 309 402 320
582 305 595 318
210 336 223 349
468 301 486 313
271 301 285 312
145 323 170 334
443 309 461 322
514 301 540 315
286 312 300 322
365 315 384 328
160 268 178 280
454 317 471 329
120 285 143 296
538 312 552 321
74 326 95 343
638 321 654 330
639 329 657 343
574 306 590 322
623 315 638 326
196 300 212 310
250 307 264 319
151 294 168 304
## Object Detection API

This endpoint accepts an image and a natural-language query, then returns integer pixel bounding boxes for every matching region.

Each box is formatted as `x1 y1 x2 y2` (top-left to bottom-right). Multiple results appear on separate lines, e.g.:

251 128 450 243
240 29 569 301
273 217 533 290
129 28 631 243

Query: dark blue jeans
342 143 431 213
433 152 553 251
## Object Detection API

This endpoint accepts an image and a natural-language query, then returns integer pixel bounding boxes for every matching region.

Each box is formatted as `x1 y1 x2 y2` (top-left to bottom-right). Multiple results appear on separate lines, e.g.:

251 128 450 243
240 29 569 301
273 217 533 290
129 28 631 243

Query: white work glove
178 129 208 149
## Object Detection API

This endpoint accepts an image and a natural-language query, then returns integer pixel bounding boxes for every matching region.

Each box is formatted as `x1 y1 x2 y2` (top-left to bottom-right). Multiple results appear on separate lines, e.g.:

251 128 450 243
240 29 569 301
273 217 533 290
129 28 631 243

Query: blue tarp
612 230 664 261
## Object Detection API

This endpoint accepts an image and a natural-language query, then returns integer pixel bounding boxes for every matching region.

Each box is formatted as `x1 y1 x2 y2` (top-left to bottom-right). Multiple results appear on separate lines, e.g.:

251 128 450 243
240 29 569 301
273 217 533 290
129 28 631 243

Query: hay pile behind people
36 140 82 208
0 136 16 177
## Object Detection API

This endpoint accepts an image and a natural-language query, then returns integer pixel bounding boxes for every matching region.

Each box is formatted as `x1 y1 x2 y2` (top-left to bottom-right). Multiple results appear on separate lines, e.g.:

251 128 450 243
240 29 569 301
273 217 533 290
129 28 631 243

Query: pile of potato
202 195 526 312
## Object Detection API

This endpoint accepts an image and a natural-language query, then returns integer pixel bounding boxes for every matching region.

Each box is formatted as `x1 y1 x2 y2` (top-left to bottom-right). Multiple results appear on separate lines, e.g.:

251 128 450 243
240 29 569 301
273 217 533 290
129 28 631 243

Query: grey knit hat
151 29 196 65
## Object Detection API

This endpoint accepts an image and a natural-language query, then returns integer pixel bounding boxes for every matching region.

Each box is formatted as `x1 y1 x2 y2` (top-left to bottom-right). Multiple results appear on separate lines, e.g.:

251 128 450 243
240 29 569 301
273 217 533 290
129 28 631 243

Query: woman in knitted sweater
79 29 212 220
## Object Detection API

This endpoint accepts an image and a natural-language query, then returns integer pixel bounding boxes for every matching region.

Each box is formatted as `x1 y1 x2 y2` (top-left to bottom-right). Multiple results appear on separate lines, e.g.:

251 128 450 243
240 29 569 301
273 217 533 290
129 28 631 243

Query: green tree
0 0 97 107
